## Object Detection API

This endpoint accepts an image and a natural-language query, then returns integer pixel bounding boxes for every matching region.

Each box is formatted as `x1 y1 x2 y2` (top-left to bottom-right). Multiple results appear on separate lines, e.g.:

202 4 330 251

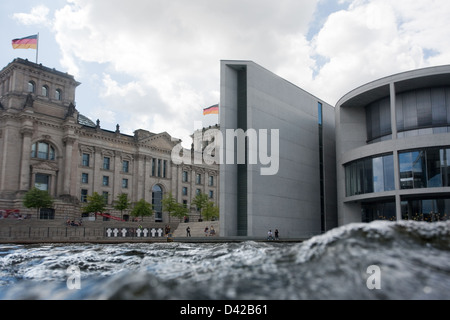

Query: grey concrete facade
220 61 337 238
336 65 450 225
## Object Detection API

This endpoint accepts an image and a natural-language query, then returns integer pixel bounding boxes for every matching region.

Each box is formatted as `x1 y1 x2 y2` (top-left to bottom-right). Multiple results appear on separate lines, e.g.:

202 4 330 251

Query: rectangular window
183 171 188 182
209 176 214 186
318 102 323 125
81 173 89 184
182 187 188 196
123 160 129 173
122 179 128 189
163 160 167 178
103 157 110 170
157 159 162 177
81 189 88 203
82 154 90 167
103 176 109 186
441 149 450 187
196 174 202 184
102 192 109 204
35 174 49 191
196 189 201 195
209 190 214 199
152 159 156 176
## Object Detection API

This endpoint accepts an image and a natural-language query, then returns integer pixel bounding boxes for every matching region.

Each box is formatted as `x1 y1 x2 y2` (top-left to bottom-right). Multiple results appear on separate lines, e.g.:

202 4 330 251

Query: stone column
63 137 76 195
19 127 33 191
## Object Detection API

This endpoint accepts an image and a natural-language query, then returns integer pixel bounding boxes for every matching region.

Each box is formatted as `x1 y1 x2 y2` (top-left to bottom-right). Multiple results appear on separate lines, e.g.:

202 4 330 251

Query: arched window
28 81 35 93
31 142 56 160
42 85 49 97
55 89 62 101
152 185 163 222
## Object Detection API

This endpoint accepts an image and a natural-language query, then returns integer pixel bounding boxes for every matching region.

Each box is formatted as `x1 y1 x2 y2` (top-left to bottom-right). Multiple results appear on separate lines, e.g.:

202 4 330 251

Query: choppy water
0 220 449 300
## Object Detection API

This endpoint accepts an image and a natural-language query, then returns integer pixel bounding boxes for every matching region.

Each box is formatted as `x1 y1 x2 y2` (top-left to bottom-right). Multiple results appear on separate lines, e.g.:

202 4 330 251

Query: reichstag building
0 58 219 222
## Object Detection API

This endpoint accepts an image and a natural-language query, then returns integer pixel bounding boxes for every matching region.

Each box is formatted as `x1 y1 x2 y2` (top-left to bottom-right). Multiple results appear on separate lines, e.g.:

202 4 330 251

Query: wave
0 220 449 300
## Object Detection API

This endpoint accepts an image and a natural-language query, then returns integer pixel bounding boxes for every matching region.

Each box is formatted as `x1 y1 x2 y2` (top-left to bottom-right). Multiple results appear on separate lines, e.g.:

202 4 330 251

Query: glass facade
366 97 392 143
362 201 396 222
345 154 395 197
402 198 450 222
399 147 450 189
396 87 450 136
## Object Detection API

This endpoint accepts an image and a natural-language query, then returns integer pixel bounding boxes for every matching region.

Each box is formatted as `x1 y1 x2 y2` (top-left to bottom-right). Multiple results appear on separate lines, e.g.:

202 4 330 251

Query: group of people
185 225 216 237
267 229 280 240
66 219 83 227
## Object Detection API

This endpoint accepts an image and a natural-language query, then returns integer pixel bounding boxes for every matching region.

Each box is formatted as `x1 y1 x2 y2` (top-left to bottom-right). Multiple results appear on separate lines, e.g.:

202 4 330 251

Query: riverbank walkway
0 219 307 244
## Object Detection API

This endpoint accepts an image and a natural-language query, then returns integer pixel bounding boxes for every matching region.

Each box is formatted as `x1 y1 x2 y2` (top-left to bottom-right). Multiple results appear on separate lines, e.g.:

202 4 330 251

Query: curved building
336 65 450 225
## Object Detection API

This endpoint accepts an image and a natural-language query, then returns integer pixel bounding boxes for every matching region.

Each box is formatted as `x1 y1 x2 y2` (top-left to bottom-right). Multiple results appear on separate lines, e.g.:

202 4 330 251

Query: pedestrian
204 226 209 236
209 226 216 236
275 229 279 240
267 229 273 240
186 226 191 237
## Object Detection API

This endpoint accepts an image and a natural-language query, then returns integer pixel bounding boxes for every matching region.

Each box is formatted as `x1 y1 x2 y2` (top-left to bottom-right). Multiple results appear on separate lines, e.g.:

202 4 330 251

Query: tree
131 199 153 221
162 192 178 222
192 192 209 221
23 188 54 218
172 202 190 221
202 201 220 221
83 192 106 215
114 193 131 219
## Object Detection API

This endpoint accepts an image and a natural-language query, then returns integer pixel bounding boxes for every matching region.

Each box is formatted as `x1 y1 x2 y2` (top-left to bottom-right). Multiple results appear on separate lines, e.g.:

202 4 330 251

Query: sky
2 0 450 146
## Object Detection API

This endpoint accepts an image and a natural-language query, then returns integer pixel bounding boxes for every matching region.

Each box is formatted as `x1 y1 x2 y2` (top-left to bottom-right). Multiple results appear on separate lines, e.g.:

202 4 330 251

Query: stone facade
0 58 219 222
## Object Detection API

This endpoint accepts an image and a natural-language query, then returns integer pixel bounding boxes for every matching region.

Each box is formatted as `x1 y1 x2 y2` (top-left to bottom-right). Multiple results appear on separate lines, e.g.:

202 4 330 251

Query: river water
0 220 449 300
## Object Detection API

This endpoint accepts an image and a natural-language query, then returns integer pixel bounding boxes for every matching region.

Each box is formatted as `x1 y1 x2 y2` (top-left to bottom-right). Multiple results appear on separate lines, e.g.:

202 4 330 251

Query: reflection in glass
345 154 395 197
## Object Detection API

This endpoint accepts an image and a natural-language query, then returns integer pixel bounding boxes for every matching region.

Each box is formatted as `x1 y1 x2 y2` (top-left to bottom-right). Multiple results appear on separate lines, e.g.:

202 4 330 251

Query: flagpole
36 33 39 64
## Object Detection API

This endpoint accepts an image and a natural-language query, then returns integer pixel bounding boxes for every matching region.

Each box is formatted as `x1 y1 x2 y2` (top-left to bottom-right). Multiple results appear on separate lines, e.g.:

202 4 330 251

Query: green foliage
202 201 220 221
131 199 153 220
161 192 178 222
172 202 190 220
23 188 54 212
162 192 191 222
82 192 106 214
114 193 131 218
192 192 209 215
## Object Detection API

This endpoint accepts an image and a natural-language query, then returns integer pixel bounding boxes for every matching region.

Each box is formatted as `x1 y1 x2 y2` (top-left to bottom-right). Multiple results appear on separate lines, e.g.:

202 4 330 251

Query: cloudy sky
2 0 450 145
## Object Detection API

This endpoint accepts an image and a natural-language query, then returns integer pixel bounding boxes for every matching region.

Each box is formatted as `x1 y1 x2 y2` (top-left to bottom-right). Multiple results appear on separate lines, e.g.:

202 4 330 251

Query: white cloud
13 5 51 26
308 0 450 104
13 0 450 139
50 0 319 141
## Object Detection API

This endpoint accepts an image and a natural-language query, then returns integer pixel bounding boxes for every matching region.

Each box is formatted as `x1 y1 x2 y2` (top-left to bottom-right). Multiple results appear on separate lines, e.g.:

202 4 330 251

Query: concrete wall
220 61 336 238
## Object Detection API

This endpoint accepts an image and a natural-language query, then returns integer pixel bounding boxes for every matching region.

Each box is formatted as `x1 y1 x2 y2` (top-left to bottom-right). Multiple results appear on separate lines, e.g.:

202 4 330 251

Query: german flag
12 34 38 50
203 104 219 115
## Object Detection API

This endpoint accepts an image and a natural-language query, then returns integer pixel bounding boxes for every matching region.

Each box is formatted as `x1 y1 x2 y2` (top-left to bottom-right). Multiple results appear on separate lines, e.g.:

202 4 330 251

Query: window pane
431 88 447 125
412 151 426 188
400 152 413 189
416 89 432 127
38 142 49 159
49 147 55 161
31 143 36 158
383 155 395 191
373 157 384 193
123 160 129 173
82 154 90 166
28 81 35 93
35 174 49 191
427 148 442 188
441 149 450 187
103 157 110 170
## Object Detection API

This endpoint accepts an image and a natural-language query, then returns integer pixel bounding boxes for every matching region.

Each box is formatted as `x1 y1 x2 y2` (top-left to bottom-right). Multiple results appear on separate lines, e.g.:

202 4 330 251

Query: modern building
0 58 219 221
336 65 450 224
219 61 337 238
